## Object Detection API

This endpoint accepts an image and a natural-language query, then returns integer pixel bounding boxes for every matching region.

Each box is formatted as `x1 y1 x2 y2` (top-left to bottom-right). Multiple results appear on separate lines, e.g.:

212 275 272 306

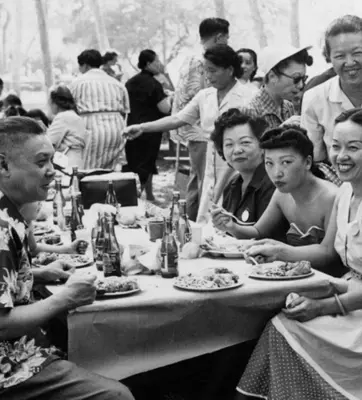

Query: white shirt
301 76 355 162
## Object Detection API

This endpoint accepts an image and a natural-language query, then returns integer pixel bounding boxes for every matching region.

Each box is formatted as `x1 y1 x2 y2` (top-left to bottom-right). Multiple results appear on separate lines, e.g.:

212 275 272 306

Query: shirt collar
328 76 354 108
0 190 27 227
232 162 268 191
256 87 286 116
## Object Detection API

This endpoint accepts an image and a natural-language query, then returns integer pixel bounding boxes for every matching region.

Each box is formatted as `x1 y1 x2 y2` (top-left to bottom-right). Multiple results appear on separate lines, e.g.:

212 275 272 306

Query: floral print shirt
0 192 57 390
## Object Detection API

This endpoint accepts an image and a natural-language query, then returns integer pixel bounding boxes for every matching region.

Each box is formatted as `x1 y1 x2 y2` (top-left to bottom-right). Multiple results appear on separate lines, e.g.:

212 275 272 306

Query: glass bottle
95 212 106 272
160 217 179 279
70 192 84 242
178 199 192 250
91 213 101 263
169 191 180 234
71 167 84 220
53 176 66 230
105 180 118 208
102 212 123 277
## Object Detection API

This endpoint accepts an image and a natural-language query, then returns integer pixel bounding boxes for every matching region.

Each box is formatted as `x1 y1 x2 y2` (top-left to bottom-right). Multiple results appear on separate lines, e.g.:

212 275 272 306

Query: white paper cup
75 228 90 242
191 223 202 245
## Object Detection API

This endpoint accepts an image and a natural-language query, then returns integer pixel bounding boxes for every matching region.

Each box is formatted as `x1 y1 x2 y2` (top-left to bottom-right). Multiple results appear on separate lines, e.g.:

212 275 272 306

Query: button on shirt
301 76 355 162
222 163 275 225
240 86 295 129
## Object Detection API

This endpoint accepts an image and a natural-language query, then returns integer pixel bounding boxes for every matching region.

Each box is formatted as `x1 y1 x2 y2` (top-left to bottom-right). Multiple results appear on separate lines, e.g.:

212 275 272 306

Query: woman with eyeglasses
237 108 362 400
211 124 342 276
209 109 275 227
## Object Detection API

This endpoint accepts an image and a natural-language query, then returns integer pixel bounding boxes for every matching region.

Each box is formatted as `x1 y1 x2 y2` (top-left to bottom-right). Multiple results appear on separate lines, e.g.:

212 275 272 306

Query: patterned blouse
0 192 57 390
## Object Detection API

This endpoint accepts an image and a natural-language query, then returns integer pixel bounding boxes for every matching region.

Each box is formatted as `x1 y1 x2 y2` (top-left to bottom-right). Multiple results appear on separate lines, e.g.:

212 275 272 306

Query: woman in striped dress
70 49 130 170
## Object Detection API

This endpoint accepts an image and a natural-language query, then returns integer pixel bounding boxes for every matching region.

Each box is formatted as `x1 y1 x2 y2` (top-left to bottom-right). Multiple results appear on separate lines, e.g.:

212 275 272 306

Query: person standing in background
171 17 230 221
101 50 123 82
124 50 172 201
70 49 130 170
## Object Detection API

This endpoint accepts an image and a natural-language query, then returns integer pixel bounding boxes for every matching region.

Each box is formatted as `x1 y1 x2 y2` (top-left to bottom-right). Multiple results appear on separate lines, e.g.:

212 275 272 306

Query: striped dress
69 69 130 169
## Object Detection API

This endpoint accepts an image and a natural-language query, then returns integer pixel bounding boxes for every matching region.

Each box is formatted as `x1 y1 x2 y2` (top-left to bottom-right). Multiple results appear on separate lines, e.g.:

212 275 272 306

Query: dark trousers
0 358 134 400
186 141 207 221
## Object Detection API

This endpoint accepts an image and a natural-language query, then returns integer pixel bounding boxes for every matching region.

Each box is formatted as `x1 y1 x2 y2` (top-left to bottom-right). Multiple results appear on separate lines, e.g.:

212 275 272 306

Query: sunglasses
279 71 308 85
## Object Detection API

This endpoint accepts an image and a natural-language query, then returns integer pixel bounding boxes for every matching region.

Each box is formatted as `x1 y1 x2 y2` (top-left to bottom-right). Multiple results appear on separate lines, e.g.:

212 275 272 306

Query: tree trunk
12 0 22 93
213 0 225 18
34 0 53 92
89 0 110 52
290 0 300 47
0 4 10 74
247 0 268 48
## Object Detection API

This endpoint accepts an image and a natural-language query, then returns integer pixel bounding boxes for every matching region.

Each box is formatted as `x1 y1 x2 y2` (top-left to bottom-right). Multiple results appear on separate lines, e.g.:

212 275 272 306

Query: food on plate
96 277 139 293
201 237 250 254
43 234 62 245
252 260 312 277
33 253 91 266
285 292 300 309
175 268 240 290
32 224 54 236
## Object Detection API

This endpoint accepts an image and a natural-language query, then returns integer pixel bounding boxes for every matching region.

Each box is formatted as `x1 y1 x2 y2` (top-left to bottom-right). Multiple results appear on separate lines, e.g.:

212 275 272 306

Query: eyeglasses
279 71 308 86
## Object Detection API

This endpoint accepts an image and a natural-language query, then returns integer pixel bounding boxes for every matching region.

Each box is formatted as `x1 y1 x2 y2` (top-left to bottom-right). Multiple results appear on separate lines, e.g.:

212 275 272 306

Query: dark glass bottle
71 167 84 220
105 180 118 207
70 192 84 242
160 217 179 279
169 191 180 234
53 176 66 230
178 199 192 250
95 212 106 272
102 213 123 277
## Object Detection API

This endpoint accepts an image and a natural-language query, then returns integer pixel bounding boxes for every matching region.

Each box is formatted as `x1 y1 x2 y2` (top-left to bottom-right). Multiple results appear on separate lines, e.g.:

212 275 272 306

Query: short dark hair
335 107 362 126
204 45 243 79
4 106 27 117
102 51 118 64
77 49 103 68
323 15 362 63
237 48 258 80
0 117 46 158
137 49 156 70
260 125 324 178
199 18 229 40
265 49 313 83
4 94 22 108
50 85 78 114
211 108 268 160
26 109 50 127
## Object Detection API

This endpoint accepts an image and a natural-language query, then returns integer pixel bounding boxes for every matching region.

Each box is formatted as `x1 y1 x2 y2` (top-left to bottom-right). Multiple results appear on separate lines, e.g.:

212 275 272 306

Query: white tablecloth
45 225 345 380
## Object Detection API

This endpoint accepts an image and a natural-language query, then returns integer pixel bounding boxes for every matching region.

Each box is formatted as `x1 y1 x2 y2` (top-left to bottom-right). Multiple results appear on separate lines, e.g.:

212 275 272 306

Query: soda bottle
102 212 123 277
105 180 118 208
53 176 66 230
71 167 84 220
178 199 192 250
169 191 180 234
91 213 101 263
160 217 179 278
95 212 106 272
70 192 84 242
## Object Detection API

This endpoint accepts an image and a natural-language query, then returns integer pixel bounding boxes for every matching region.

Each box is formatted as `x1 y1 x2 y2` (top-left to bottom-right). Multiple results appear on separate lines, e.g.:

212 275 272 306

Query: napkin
82 203 117 230
138 240 162 272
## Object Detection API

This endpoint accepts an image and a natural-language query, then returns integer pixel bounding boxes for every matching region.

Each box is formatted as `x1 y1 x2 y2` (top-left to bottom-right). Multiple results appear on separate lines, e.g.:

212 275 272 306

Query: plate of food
96 277 140 298
249 260 314 280
41 234 63 246
33 225 55 236
201 237 253 258
33 253 93 268
174 267 243 292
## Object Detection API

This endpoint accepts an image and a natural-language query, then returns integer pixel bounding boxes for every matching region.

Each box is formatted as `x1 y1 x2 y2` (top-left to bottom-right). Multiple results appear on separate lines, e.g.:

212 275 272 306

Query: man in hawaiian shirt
0 117 134 399
171 17 229 221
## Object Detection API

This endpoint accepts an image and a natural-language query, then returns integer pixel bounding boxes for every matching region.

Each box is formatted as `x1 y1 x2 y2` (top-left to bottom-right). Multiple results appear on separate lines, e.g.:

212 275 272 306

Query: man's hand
38 260 75 283
67 239 89 255
124 125 143 140
58 273 97 309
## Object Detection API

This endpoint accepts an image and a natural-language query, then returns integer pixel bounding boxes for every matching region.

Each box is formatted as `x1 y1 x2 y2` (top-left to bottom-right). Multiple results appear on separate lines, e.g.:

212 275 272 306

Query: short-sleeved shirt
47 110 86 152
241 86 295 129
126 70 167 125
0 192 58 390
69 69 130 115
301 76 355 162
222 163 275 225
176 80 255 141
171 55 206 142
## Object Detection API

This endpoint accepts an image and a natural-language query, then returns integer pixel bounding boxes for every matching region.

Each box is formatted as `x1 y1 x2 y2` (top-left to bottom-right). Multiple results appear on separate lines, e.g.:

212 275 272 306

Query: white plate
34 255 93 269
33 227 54 236
96 288 141 298
173 281 243 292
249 271 314 281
